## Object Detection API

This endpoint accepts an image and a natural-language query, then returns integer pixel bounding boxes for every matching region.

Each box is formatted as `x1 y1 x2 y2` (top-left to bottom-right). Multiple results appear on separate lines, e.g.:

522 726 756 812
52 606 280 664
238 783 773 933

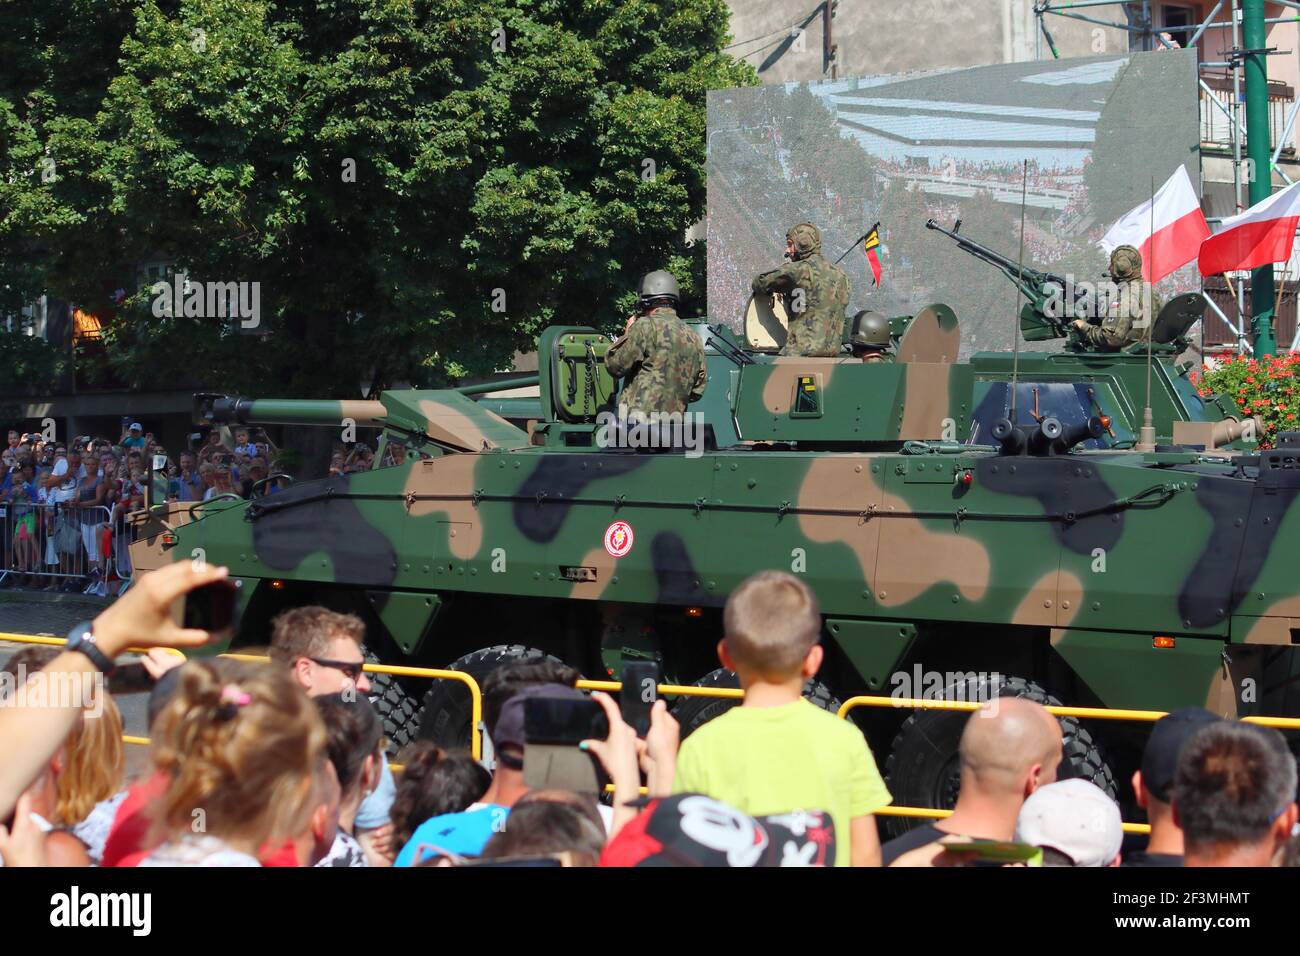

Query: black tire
364 647 421 756
671 667 841 739
881 675 1117 840
417 644 563 751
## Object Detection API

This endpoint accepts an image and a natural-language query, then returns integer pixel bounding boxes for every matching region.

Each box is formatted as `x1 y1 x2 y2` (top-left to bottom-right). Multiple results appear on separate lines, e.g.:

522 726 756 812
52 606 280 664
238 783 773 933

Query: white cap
1014 779 1123 867
130 422 143 431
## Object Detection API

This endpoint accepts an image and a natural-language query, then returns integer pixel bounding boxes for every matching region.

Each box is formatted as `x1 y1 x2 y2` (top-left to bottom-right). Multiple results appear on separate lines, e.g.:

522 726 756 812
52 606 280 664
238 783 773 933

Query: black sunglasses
309 657 366 681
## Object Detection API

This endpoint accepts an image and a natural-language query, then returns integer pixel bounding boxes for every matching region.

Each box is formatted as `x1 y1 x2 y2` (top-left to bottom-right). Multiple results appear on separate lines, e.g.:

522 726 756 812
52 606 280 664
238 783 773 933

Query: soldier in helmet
1071 245 1163 352
752 222 850 357
605 270 707 417
848 310 893 363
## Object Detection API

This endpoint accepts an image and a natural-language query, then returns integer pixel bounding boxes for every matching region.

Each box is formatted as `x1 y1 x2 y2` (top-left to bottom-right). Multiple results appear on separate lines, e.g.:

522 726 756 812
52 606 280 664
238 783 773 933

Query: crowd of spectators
0 420 402 594
0 562 1296 869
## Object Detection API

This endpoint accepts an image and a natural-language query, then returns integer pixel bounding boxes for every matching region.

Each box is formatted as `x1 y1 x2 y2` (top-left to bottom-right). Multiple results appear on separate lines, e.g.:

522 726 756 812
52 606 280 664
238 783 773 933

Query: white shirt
49 460 84 503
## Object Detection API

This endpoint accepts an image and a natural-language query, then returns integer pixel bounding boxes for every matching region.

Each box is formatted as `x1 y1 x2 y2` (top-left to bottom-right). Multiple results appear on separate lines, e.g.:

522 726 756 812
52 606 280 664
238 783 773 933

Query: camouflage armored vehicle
130 312 1295 831
479 220 1246 456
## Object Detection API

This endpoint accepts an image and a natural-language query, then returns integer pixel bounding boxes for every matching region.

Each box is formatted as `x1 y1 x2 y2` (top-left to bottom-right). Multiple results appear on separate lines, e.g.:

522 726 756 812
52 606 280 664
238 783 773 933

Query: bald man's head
959 697 1063 799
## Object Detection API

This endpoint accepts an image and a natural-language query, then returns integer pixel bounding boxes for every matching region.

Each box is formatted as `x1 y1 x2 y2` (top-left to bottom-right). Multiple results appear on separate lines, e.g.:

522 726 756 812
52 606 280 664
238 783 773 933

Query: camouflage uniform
1079 245 1163 352
605 306 707 416
752 223 850 357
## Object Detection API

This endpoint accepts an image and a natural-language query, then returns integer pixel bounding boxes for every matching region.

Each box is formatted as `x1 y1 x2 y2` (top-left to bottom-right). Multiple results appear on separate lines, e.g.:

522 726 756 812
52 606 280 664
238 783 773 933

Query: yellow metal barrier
836 693 1300 732
7 628 1292 837
576 678 743 699
0 633 483 760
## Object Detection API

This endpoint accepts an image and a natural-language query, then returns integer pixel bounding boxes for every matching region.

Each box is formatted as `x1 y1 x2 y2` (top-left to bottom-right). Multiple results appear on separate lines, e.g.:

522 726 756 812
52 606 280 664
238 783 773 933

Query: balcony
1200 73 1295 155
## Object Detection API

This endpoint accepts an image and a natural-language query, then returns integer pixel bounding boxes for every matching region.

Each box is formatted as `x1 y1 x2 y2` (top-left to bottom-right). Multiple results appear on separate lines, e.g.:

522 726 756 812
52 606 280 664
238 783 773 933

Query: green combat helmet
637 270 681 308
787 222 821 261
1108 244 1143 282
849 310 891 350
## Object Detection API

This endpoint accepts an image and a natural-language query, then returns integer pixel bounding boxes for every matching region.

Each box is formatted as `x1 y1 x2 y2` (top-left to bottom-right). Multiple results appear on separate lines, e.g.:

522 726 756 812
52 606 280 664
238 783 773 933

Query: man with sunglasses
269 606 394 864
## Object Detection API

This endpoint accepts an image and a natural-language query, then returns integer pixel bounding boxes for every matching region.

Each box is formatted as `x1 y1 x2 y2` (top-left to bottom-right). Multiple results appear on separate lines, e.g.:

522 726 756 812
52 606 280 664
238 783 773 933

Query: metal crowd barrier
16 624 1300 838
0 634 483 760
0 502 119 595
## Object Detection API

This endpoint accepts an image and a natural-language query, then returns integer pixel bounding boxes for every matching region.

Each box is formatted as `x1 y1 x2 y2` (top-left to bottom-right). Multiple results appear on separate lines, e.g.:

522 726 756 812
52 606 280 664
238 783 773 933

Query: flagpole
1137 175 1157 453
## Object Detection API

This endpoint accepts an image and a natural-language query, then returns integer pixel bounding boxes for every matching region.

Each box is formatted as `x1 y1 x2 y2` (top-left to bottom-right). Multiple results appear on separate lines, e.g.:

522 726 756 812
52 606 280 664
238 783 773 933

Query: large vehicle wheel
364 647 422 756
671 668 841 739
881 675 1117 840
417 645 564 752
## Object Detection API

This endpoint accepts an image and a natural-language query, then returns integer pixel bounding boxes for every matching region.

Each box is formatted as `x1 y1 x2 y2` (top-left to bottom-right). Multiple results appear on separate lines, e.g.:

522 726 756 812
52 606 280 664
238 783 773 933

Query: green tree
0 0 756 399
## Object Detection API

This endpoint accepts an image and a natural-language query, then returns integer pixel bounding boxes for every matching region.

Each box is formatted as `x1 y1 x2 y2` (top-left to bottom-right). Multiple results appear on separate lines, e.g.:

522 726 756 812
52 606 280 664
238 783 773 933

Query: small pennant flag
863 223 883 285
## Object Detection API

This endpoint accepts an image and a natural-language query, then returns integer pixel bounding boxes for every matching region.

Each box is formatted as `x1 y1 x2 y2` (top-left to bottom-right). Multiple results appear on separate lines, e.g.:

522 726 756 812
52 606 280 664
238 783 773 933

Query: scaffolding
1035 0 1300 350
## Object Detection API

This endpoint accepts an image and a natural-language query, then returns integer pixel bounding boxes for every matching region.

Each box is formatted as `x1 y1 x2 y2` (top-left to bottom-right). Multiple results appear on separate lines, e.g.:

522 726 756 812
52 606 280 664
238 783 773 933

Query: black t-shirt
1122 851 1183 867
882 823 956 866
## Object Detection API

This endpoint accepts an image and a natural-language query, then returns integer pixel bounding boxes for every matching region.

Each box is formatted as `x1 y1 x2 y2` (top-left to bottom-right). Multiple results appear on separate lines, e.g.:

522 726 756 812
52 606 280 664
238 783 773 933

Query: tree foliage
0 0 756 397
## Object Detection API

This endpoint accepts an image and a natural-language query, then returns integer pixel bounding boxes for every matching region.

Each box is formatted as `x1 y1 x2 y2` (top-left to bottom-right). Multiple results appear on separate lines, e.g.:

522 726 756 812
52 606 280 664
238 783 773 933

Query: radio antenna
1136 174 1158 452
1010 159 1029 422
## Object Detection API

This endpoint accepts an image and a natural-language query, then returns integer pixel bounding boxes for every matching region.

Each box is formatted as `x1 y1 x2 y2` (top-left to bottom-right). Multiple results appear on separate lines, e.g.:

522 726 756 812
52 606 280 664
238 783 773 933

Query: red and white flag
1198 179 1300 277
1098 166 1210 282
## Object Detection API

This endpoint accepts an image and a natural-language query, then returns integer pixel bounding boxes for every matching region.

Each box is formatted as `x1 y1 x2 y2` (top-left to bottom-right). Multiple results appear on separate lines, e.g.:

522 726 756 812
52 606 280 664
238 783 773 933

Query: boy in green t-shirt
674 571 892 866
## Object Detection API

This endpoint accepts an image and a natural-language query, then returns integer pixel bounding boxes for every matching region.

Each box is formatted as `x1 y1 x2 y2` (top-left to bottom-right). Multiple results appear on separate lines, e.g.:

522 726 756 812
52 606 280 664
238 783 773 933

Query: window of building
1162 4 1195 49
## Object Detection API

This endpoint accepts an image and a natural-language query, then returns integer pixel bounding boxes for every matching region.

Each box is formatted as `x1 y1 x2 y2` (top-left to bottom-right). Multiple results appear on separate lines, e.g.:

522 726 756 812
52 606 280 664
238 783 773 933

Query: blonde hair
149 659 325 849
56 689 125 825
722 571 822 679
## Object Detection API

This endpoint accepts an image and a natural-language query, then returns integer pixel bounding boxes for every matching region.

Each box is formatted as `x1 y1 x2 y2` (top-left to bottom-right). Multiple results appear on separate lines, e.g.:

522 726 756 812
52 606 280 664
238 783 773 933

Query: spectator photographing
672 571 891 866
0 561 231 863
883 696 1062 866
394 659 620 866
1171 721 1299 867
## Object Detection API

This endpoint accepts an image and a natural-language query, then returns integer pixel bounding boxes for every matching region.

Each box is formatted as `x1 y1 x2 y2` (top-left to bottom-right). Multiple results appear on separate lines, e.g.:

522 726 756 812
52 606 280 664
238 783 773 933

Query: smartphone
523 695 608 746
180 578 242 634
107 662 154 695
620 661 658 738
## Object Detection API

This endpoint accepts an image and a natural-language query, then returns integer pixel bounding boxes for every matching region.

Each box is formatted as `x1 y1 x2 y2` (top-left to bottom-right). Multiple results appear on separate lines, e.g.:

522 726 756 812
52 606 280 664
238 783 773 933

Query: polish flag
1098 166 1210 283
1197 179 1300 277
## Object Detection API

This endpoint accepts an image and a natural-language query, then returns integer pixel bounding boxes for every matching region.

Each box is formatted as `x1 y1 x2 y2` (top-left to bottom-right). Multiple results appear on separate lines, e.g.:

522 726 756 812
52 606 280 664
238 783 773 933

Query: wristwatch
66 621 115 675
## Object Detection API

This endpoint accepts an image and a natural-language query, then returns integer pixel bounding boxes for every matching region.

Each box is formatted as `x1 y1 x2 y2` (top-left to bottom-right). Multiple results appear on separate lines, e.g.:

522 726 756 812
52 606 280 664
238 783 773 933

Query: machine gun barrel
925 218 1082 342
924 219 1067 289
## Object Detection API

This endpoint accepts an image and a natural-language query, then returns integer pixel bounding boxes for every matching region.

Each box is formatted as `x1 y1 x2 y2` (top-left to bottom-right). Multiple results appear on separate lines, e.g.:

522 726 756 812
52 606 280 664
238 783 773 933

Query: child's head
720 571 823 683
314 693 383 811
56 689 125 825
150 659 325 850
